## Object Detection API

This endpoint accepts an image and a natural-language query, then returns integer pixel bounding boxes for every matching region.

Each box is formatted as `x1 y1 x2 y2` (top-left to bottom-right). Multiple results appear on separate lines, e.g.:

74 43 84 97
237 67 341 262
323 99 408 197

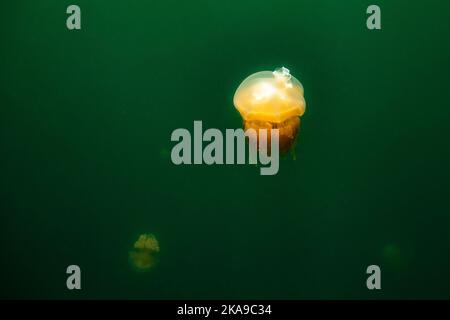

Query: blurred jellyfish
160 148 170 160
233 67 306 154
129 233 160 272
381 244 407 270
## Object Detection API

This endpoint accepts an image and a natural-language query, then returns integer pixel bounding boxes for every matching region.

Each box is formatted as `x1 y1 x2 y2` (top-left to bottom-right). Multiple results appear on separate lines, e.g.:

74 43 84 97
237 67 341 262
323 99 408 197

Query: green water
1 0 450 299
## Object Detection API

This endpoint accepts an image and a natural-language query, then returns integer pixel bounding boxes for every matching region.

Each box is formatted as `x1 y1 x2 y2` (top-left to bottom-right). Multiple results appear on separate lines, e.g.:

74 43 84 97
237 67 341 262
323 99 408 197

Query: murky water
1 0 450 299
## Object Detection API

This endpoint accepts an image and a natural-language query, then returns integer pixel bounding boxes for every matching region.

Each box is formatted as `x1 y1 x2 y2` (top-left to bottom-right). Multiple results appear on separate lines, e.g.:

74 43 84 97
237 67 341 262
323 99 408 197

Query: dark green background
1 0 450 299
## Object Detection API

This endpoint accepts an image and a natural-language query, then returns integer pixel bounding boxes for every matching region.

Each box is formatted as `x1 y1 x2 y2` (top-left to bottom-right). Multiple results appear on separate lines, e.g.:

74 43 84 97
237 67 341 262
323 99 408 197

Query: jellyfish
233 67 306 154
129 233 160 272
381 244 407 270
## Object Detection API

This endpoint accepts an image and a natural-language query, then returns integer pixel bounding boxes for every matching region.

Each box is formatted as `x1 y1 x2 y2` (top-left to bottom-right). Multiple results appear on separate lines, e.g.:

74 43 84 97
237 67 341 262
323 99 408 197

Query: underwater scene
1 0 450 299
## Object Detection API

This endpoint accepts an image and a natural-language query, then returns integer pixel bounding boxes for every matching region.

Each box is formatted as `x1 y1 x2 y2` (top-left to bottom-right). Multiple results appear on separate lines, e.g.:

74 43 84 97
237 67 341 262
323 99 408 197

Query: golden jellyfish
129 233 160 272
233 67 306 154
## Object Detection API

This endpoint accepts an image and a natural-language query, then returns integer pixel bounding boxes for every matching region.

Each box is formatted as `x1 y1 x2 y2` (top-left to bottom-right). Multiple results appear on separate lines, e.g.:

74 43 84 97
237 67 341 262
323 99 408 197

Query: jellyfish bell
234 67 305 122
134 234 160 252
233 67 306 154
129 233 160 272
